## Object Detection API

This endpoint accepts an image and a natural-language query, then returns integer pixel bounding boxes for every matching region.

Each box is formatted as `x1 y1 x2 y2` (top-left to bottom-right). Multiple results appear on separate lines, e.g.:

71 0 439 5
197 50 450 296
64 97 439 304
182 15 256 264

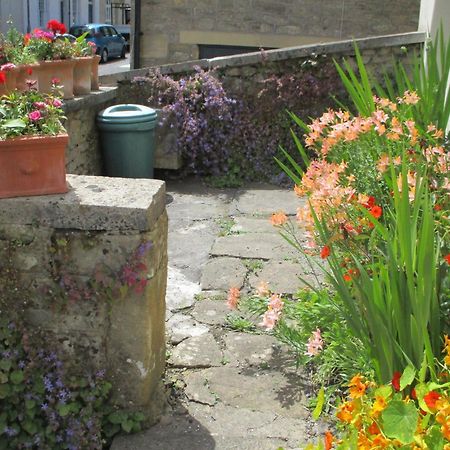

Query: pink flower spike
268 294 283 312
256 280 270 297
305 328 324 356
259 308 280 330
227 287 240 310
51 77 61 85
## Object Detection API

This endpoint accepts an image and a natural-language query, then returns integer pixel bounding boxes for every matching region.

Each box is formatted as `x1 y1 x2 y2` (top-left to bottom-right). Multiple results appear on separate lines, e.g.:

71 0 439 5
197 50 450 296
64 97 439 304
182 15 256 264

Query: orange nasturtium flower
324 431 334 450
348 374 368 399
337 400 355 423
423 390 442 410
371 396 388 417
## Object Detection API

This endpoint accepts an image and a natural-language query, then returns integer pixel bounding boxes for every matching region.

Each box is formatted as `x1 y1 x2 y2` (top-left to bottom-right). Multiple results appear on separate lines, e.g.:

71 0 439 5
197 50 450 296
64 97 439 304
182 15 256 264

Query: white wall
419 0 450 40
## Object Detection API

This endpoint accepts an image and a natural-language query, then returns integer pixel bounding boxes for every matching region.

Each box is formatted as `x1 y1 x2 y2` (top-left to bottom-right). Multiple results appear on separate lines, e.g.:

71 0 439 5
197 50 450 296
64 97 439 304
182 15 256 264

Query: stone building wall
0 175 168 421
134 0 421 67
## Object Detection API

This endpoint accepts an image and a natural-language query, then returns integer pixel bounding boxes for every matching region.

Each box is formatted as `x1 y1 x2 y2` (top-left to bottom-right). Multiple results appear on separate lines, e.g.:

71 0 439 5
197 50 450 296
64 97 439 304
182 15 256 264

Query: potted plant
72 34 97 95
0 82 68 198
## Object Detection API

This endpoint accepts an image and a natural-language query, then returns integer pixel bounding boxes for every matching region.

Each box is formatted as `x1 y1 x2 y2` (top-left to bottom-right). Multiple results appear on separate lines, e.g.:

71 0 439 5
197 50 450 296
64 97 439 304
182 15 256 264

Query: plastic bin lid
97 104 157 124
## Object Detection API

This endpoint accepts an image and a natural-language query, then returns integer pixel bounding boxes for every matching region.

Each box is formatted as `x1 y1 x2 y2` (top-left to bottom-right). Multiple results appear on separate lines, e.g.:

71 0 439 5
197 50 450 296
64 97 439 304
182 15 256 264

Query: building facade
133 0 421 68
0 0 129 34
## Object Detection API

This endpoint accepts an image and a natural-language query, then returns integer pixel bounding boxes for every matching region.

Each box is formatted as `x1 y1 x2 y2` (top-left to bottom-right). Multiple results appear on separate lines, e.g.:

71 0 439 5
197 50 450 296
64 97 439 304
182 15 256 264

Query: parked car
69 23 127 63
113 24 131 51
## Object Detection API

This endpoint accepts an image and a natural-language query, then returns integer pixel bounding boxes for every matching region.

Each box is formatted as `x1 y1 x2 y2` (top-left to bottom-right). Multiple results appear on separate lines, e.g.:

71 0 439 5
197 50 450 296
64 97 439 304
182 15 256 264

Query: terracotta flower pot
91 54 101 91
73 56 93 96
15 64 40 91
37 59 76 100
0 134 69 198
0 68 18 95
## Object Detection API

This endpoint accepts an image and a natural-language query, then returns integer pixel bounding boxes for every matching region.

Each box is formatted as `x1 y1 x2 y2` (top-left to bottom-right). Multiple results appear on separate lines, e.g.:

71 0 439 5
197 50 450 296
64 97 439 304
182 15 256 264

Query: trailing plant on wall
132 54 345 185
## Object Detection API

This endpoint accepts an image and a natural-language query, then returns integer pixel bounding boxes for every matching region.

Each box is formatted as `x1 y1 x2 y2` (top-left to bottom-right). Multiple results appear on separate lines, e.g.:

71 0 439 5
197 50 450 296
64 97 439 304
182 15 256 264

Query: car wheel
100 48 108 63
120 46 126 59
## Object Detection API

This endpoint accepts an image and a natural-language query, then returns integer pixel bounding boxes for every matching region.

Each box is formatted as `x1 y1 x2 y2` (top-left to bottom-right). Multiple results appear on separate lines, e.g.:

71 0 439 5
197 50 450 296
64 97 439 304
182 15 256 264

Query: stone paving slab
231 186 300 216
166 313 209 344
187 366 309 419
222 332 285 368
231 216 279 234
200 257 247 290
248 260 321 294
169 334 223 368
211 233 298 260
191 299 231 326
165 266 200 311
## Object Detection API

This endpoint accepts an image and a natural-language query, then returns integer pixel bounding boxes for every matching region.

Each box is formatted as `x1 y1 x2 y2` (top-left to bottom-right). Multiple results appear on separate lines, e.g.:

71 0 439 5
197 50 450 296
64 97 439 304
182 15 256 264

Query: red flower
24 33 31 45
0 72 6 84
391 371 401 391
27 68 33 75
424 391 441 409
343 273 352 282
47 19 66 34
444 254 450 265
320 245 330 259
369 205 383 219
367 196 376 208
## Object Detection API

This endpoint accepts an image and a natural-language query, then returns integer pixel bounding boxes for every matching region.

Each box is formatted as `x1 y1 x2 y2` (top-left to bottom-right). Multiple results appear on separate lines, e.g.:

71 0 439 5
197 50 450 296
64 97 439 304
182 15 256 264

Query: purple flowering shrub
0 320 145 449
134 56 344 185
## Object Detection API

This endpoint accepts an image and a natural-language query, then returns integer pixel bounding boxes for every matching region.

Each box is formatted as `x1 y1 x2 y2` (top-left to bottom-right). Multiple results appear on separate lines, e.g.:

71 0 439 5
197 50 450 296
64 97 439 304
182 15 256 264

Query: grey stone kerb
0 174 166 231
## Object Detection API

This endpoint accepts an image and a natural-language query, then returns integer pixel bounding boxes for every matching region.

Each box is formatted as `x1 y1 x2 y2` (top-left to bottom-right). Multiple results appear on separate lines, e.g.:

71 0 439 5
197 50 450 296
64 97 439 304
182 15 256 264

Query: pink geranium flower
28 110 42 121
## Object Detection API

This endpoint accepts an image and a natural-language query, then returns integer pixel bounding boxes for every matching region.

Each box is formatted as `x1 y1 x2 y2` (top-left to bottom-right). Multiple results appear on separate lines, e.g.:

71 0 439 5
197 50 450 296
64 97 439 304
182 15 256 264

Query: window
88 0 94 23
106 0 112 24
39 0 45 27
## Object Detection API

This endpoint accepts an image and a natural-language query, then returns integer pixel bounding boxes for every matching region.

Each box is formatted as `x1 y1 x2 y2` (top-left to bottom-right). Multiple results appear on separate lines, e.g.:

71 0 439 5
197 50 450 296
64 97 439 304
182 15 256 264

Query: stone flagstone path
112 179 326 450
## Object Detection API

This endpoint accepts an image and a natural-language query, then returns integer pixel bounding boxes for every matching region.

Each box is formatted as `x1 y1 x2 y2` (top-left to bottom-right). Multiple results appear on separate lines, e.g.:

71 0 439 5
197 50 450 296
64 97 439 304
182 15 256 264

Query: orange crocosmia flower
320 245 331 259
424 391 441 410
402 90 420 105
324 431 334 450
445 254 450 265
270 211 288 226
369 205 382 219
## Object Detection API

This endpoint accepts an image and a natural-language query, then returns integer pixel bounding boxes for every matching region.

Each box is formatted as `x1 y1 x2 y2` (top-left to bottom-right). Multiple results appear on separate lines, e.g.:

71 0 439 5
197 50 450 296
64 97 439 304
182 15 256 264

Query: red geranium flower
444 254 450 265
320 245 330 259
391 371 401 391
0 72 6 84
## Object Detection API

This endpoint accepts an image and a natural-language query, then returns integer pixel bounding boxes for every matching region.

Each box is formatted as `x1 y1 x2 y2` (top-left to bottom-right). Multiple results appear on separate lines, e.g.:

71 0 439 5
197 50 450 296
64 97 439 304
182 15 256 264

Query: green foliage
225 313 256 332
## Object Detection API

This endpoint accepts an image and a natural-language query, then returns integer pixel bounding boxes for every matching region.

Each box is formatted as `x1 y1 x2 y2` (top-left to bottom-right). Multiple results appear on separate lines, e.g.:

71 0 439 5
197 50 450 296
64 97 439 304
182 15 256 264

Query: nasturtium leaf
3 119 26 129
374 385 392 398
400 366 416 391
381 400 419 444
312 387 325 420
415 383 432 414
25 399 36 410
10 370 24 385
108 411 125 424
424 425 445 450
0 372 8 384
23 420 38 435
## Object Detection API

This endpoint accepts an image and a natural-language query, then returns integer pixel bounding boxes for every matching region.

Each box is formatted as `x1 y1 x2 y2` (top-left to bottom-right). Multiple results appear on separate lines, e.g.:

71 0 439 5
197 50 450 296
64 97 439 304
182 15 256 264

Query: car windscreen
69 26 91 38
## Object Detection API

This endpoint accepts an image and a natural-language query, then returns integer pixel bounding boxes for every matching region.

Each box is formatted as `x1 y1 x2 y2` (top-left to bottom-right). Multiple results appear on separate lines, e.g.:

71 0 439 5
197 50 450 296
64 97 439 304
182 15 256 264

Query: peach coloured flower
227 287 240 310
268 294 283 311
256 280 270 297
270 210 288 226
259 308 281 330
401 90 420 105
306 328 323 356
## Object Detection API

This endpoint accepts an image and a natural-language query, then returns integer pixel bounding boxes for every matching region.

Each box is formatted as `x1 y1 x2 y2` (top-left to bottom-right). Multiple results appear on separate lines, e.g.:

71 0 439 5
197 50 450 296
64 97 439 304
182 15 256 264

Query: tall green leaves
335 26 450 133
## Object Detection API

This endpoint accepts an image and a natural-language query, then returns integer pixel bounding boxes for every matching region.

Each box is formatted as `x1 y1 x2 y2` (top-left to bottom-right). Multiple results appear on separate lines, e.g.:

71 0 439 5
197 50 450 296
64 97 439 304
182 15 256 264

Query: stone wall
64 87 117 176
0 175 168 421
134 0 421 67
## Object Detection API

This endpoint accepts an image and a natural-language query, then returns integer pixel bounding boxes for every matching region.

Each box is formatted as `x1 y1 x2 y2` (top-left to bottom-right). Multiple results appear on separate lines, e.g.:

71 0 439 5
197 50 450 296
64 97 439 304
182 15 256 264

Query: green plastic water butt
97 104 157 178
